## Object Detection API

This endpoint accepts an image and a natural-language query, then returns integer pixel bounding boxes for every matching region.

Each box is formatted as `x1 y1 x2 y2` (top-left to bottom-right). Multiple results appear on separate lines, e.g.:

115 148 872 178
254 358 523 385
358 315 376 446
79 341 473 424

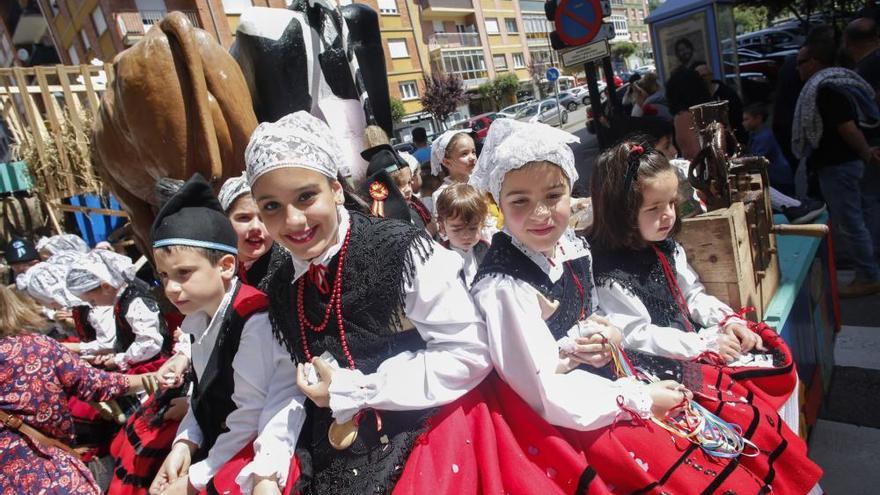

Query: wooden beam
12 67 58 200
53 202 129 217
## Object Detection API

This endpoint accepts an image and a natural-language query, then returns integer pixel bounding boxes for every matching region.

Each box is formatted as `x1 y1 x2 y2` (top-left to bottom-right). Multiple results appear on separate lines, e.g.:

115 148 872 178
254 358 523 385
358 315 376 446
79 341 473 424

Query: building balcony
115 10 201 46
462 76 488 89
428 33 482 51
417 0 475 20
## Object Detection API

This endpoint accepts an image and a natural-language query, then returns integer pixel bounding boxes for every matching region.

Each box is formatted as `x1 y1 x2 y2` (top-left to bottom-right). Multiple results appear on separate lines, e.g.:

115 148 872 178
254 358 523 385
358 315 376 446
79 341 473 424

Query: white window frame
433 21 445 33
505 18 518 33
493 54 508 70
80 30 90 51
399 80 418 100
512 52 525 68
91 6 107 35
68 44 80 65
388 39 409 59
485 18 499 34
378 0 399 14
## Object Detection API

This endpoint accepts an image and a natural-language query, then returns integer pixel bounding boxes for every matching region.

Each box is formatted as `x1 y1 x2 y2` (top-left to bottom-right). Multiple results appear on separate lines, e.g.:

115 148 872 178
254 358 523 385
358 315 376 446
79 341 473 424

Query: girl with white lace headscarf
66 250 166 371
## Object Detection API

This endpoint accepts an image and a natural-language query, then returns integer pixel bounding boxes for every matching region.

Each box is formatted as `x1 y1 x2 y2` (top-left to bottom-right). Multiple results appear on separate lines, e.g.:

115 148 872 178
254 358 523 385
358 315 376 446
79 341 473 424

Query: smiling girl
244 111 511 494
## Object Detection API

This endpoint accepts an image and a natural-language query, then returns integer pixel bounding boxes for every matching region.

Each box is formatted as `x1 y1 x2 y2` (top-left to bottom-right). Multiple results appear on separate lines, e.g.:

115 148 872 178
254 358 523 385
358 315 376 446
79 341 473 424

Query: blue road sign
546 67 560 82
555 0 603 47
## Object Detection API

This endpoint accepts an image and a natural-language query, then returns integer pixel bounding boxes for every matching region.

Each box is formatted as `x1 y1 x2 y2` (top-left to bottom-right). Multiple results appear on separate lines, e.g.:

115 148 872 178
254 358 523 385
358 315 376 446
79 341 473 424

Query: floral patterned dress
0 334 129 494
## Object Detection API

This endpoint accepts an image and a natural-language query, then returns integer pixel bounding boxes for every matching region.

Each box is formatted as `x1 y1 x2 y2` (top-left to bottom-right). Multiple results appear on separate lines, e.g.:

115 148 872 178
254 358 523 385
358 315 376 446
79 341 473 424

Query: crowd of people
0 96 828 494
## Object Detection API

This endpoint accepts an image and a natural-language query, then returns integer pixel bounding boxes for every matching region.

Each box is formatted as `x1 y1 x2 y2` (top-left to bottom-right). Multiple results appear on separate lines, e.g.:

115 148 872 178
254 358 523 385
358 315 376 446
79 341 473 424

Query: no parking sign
554 0 605 46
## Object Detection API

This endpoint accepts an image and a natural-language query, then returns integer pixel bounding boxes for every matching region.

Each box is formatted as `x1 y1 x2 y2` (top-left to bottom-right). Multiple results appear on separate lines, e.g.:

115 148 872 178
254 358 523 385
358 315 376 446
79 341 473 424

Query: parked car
517 100 569 126
497 102 531 119
393 142 416 154
555 91 581 111
568 84 607 106
455 112 499 139
736 28 804 55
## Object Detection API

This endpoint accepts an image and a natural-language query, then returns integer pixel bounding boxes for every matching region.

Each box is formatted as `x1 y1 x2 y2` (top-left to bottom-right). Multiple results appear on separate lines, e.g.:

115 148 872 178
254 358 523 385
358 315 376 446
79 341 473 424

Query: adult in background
693 61 748 143
410 126 431 166
630 72 671 120
665 67 712 161
793 35 880 297
845 15 880 254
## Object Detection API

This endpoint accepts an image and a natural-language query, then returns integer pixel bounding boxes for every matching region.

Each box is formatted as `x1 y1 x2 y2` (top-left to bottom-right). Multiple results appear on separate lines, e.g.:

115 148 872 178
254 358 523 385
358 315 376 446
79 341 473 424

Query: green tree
611 41 638 69
733 6 768 34
479 73 522 110
390 97 406 123
647 0 661 11
421 73 467 129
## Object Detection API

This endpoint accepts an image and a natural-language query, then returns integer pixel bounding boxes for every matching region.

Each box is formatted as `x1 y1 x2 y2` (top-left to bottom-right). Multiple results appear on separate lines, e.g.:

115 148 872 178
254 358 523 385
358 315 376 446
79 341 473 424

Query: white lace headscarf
23 262 83 308
469 119 579 201
36 234 89 255
399 151 420 176
218 173 251 212
245 111 342 187
430 129 470 176
66 250 136 294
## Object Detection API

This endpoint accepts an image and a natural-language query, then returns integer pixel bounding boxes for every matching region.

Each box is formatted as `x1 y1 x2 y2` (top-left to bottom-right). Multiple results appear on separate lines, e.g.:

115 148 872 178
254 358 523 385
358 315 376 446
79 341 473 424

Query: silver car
497 101 532 119
516 100 569 126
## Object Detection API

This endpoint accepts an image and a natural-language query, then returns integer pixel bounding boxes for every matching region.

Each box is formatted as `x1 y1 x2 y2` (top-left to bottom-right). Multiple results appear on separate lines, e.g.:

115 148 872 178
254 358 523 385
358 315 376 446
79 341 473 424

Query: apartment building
0 0 60 67
416 0 530 112
610 0 653 66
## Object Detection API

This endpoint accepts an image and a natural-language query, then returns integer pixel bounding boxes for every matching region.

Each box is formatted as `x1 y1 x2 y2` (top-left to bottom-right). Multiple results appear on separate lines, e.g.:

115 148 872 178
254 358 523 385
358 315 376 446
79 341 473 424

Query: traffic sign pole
554 79 561 127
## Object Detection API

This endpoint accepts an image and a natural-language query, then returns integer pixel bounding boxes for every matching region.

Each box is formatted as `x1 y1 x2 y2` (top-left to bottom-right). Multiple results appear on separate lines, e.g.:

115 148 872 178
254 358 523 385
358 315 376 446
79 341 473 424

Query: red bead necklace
296 221 357 370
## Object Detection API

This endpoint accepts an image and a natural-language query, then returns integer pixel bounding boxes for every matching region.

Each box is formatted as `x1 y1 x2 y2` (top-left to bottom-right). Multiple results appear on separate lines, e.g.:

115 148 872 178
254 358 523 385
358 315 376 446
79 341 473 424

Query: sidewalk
807 269 880 494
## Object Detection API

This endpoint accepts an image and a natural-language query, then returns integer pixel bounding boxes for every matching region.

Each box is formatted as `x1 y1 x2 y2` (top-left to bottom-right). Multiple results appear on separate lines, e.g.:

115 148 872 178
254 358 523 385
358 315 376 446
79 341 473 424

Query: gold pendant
328 419 359 450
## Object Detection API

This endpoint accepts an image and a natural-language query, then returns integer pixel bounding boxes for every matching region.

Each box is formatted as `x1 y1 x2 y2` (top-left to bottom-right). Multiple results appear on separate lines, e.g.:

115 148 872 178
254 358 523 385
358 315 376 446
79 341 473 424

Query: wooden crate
677 202 779 320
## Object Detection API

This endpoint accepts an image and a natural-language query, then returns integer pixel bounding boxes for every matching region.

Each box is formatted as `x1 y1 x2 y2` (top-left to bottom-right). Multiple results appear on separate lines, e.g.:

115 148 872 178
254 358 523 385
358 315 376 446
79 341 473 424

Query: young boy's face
391 167 413 200
80 283 119 307
154 248 235 316
742 112 763 133
499 162 571 256
440 216 481 251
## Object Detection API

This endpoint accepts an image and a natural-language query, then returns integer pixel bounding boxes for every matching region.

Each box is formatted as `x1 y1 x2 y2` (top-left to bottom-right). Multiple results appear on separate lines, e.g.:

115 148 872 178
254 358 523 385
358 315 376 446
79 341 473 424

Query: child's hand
157 475 197 495
93 354 119 370
296 357 334 408
157 354 190 390
717 333 743 362
569 335 612 368
647 380 691 418
253 476 283 495
724 323 765 353
150 442 194 494
163 397 189 422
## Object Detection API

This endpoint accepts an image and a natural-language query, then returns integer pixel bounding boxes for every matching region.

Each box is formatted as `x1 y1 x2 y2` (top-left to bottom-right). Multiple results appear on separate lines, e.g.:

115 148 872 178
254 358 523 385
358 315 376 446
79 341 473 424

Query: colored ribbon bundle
609 343 759 458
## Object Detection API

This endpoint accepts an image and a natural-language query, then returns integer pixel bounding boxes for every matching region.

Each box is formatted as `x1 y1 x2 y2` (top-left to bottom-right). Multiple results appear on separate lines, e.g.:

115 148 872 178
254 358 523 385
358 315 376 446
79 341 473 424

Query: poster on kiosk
645 0 740 93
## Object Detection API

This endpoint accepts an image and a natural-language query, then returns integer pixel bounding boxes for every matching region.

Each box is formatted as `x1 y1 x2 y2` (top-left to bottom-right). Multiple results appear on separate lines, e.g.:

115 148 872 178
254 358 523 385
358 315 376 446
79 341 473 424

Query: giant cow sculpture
92 12 258 255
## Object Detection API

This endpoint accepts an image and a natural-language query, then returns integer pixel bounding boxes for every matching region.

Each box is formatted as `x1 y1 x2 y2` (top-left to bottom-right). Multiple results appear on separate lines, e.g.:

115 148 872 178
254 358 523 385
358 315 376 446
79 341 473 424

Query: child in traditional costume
218 173 277 289
361 145 433 231
245 111 586 495
36 233 90 259
0 284 155 494
147 174 301 495
588 140 822 493
468 118 822 494
435 183 489 289
67 250 171 373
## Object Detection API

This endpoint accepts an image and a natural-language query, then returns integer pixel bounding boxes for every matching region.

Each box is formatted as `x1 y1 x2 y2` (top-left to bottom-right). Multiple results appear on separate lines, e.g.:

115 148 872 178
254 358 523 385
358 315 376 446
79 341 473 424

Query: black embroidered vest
192 283 268 463
72 306 96 343
591 239 698 333
264 211 435 495
113 278 171 359
475 233 691 385
241 242 279 291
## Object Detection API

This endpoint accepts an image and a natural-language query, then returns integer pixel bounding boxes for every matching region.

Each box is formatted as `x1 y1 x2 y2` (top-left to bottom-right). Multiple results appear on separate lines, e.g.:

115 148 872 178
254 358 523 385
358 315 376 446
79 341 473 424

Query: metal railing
115 10 201 41
428 32 481 50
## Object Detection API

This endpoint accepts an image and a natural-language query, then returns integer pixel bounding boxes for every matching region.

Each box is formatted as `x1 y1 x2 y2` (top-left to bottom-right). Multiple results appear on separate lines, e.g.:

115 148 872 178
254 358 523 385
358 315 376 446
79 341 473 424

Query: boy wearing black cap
361 144 433 230
4 236 39 284
148 174 302 495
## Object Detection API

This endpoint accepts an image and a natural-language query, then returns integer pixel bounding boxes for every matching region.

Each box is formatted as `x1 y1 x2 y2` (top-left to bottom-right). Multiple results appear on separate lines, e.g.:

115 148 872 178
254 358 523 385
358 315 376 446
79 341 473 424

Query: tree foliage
421 73 467 128
611 41 638 69
390 97 406 123
478 73 522 110
733 6 769 34
734 0 866 26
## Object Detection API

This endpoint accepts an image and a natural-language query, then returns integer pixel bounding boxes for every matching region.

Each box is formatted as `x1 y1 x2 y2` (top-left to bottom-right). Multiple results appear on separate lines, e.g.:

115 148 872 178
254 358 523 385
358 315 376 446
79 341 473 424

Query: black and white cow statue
231 0 392 181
